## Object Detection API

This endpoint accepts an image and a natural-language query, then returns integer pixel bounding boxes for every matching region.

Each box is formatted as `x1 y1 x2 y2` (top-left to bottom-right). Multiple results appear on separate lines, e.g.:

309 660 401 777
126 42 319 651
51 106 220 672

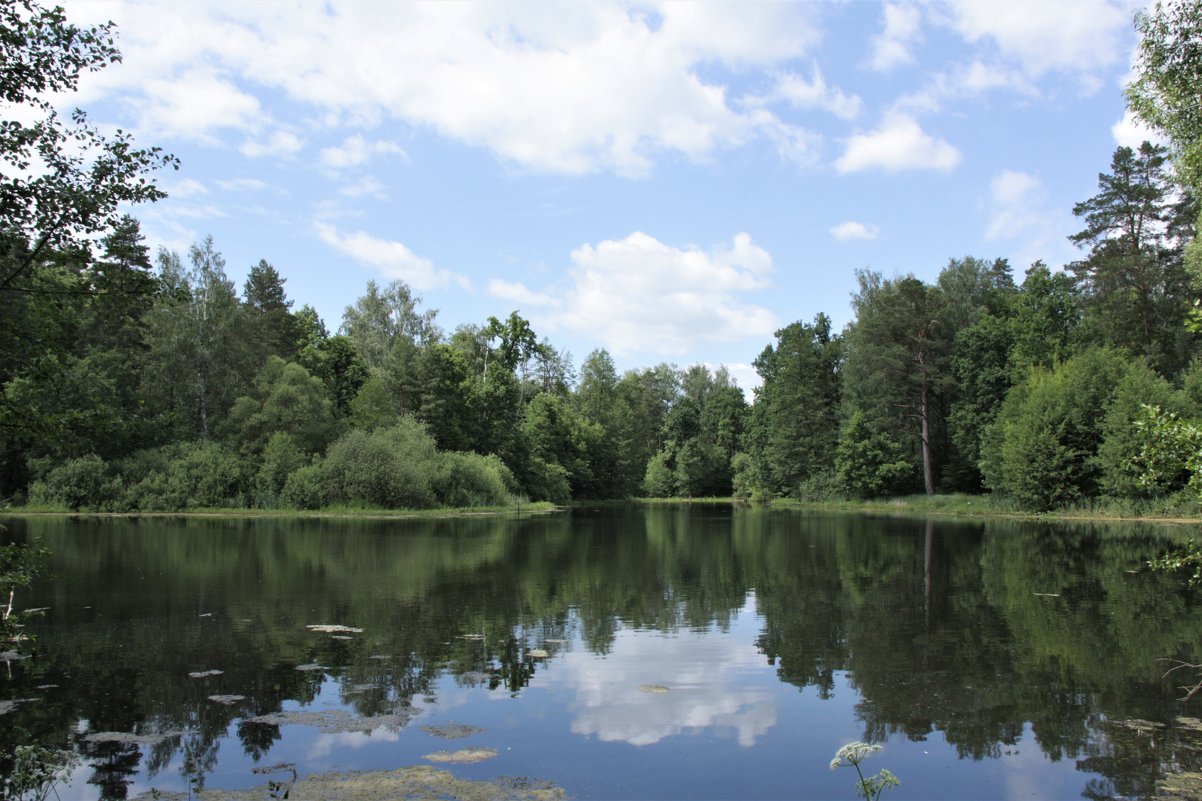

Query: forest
2 0 1202 516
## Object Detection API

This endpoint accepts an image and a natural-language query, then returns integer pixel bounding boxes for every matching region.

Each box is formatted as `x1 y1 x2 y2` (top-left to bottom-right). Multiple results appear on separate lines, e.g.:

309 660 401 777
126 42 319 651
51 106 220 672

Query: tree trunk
920 381 934 495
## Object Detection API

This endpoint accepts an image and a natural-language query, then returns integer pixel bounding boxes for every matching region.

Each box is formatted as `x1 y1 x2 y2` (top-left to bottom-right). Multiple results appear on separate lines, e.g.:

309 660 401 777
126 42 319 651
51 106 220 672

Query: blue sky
66 0 1158 388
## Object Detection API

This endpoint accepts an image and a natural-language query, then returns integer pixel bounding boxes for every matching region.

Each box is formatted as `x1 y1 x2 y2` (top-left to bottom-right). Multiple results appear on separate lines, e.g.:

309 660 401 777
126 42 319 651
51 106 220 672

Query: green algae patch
85 730 182 746
207 694 247 705
423 747 499 764
423 723 486 739
245 707 420 733
134 765 565 801
637 684 670 693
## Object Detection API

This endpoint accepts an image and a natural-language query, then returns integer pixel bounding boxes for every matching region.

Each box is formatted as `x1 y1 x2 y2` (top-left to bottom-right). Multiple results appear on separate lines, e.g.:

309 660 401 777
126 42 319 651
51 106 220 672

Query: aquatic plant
5 745 79 801
829 741 899 801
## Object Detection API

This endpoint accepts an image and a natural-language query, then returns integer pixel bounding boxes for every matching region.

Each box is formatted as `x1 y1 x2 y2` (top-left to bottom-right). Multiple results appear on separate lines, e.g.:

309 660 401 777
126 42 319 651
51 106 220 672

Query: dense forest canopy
3 0 1202 515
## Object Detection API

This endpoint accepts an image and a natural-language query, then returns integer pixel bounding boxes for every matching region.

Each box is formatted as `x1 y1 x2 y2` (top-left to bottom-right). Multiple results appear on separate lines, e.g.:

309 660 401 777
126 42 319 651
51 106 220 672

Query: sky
62 0 1161 390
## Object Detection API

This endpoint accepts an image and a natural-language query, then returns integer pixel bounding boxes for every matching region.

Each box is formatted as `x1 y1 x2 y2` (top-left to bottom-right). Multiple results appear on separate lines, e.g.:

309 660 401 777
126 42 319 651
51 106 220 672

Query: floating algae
132 765 565 801
0 651 28 661
422 723 485 739
208 695 247 705
459 671 491 686
0 698 40 715
85 731 182 746
245 707 420 733
306 624 363 634
528 649 549 659
188 669 223 678
294 663 326 672
423 747 499 764
638 684 670 693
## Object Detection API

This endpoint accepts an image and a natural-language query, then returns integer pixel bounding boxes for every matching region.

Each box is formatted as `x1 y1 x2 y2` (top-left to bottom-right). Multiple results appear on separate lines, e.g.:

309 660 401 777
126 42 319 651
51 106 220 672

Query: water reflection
1 509 1202 799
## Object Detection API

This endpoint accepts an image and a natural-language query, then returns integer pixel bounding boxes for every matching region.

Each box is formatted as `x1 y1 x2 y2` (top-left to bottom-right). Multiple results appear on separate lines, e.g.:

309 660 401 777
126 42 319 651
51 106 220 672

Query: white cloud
315 222 468 291
983 169 1073 267
338 176 388 199
869 3 923 72
166 178 209 198
940 0 1128 80
543 595 778 748
771 66 862 120
70 1 825 176
215 177 270 192
490 232 778 357
830 221 880 241
985 170 1044 241
835 113 961 173
1111 109 1167 149
132 66 262 143
319 135 407 169
240 128 305 159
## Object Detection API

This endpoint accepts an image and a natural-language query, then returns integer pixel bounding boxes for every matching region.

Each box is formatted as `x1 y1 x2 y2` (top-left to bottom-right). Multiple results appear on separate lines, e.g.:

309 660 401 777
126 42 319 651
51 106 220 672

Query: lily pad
422 723 485 739
423 747 499 764
306 624 363 634
295 663 326 672
638 684 670 693
188 669 224 678
0 651 28 661
528 649 549 659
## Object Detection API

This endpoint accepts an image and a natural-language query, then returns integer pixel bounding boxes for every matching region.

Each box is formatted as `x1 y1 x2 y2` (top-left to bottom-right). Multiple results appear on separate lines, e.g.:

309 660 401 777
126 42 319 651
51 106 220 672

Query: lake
3 506 1202 800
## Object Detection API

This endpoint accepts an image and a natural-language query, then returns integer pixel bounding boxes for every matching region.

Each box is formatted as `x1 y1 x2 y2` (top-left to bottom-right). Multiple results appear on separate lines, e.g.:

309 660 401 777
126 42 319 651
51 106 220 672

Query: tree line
3 0 1201 514
1 135 1197 513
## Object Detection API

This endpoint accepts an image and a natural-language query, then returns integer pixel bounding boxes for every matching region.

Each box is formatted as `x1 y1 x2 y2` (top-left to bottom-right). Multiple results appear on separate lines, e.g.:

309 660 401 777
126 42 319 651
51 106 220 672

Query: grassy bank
0 501 561 520
638 494 1202 525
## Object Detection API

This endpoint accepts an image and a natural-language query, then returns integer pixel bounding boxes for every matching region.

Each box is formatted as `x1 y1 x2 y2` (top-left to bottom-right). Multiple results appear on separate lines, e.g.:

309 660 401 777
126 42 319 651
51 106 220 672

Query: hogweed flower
830 741 899 801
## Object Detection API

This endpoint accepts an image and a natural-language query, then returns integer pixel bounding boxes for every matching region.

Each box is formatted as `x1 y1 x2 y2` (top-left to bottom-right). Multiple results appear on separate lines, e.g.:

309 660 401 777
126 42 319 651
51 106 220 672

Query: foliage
121 440 250 511
26 454 119 510
1 538 47 644
981 349 1130 511
1128 0 1202 193
829 742 900 801
4 745 79 801
834 411 912 499
0 0 176 290
321 419 440 509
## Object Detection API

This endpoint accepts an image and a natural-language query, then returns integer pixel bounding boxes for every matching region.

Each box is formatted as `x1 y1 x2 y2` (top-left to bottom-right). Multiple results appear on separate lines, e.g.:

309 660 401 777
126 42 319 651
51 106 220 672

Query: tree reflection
3 510 1202 798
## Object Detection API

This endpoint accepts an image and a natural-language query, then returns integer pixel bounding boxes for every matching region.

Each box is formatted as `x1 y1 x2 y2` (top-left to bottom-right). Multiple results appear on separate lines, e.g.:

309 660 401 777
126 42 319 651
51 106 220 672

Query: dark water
3 506 1202 800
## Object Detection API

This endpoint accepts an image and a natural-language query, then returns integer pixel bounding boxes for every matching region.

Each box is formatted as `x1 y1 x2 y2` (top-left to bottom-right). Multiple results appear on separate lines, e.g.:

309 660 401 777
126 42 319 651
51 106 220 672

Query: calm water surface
3 506 1202 800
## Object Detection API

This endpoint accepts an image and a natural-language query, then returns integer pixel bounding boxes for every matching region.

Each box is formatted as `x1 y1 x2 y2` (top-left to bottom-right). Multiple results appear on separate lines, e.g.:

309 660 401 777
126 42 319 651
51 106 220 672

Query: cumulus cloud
770 66 862 120
869 3 923 72
985 170 1044 241
830 221 880 241
73 1 825 176
1112 109 1167 149
240 128 305 159
835 113 961 173
314 222 468 291
982 168 1073 267
543 596 778 748
490 232 778 357
940 0 1127 80
319 135 408 169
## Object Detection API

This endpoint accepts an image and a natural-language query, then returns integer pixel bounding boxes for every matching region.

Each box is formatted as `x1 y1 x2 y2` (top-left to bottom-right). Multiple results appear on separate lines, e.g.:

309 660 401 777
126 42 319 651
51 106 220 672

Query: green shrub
981 348 1129 511
122 441 251 511
26 454 120 511
254 433 308 507
280 462 325 509
432 451 514 507
321 418 438 509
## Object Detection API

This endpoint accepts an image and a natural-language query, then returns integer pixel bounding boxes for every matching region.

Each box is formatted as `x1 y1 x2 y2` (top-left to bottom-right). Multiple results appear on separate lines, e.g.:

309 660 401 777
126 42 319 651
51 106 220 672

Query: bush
280 462 325 509
321 418 439 509
834 411 912 498
253 433 308 507
121 441 251 511
432 452 514 507
980 348 1129 511
27 455 121 510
